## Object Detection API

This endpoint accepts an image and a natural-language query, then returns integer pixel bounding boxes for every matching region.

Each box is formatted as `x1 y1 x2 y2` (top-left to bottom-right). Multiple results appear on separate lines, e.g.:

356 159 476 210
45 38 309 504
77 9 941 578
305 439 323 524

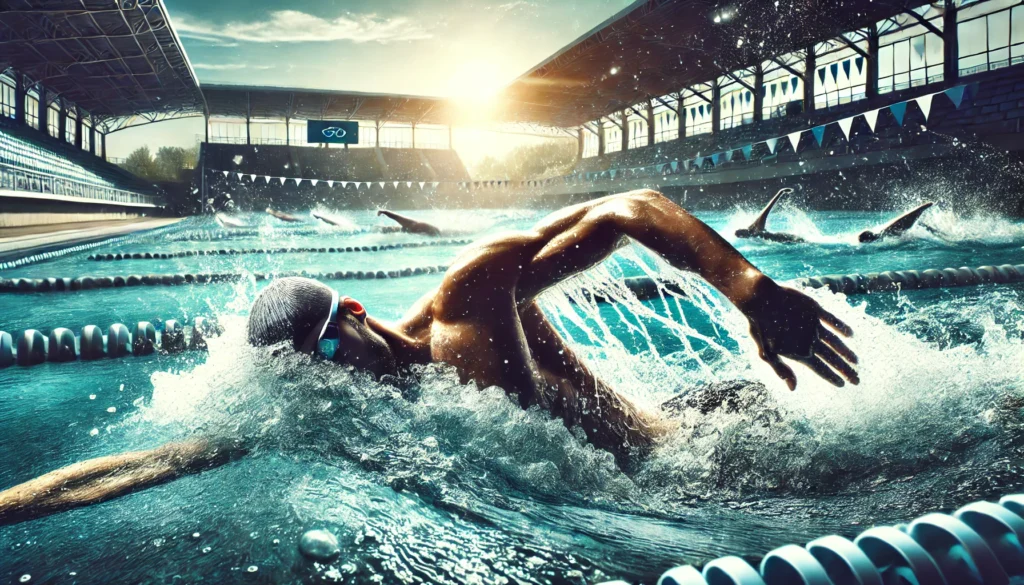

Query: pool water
1 204 1024 584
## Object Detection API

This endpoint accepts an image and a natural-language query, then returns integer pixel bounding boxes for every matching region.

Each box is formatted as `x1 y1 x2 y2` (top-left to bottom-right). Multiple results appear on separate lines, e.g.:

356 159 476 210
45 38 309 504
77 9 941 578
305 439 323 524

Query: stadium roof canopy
498 0 934 127
0 0 204 126
202 85 460 126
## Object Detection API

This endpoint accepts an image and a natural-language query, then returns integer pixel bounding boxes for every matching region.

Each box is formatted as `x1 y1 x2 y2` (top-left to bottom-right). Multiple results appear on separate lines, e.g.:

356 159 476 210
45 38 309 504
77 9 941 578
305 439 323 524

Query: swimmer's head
858 230 879 243
247 277 397 376
735 228 753 238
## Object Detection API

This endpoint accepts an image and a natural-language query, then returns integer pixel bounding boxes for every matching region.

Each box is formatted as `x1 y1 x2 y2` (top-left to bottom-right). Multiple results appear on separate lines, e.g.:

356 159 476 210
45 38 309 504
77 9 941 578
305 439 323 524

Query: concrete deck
0 217 183 261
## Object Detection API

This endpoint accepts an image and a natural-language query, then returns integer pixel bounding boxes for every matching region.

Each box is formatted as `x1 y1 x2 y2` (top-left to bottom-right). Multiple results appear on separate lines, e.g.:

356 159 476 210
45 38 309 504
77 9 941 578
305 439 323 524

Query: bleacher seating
421 149 470 181
380 148 432 181
0 122 161 206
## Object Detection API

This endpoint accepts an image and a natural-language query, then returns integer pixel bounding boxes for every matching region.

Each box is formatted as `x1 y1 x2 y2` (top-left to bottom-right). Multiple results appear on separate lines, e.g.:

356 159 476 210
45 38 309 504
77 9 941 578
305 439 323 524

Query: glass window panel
989 10 1011 48
879 44 894 78
910 35 927 69
959 18 988 57
895 40 911 73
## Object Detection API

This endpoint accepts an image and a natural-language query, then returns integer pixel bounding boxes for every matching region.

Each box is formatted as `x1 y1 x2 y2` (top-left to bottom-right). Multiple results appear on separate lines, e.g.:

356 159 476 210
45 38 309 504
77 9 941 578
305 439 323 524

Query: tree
121 146 159 180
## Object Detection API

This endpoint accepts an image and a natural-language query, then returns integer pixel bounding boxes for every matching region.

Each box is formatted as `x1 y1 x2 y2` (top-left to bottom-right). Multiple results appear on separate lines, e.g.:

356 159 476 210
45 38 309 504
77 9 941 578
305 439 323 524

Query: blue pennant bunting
791 76 799 94
746 91 752 104
699 104 705 117
766 137 779 154
889 101 908 126
670 161 679 172
656 164 666 173
830 62 839 82
811 125 826 146
855 56 864 75
771 84 778 99
944 85 967 109
817 67 826 85
695 156 705 169
842 59 851 79
711 153 720 165
742 144 753 160
725 150 734 162
610 169 617 179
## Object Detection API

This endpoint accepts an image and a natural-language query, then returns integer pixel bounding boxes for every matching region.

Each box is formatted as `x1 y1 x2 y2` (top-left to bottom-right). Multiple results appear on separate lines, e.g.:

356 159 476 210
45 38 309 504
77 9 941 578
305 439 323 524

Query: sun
445 59 507 103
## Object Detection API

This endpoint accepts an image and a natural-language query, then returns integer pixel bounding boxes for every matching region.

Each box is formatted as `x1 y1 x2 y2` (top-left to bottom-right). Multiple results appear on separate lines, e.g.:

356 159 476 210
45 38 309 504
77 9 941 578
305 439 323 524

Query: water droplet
246 566 258 573
107 407 116 413
19 575 31 583
89 428 99 436
202 546 212 554
89 394 96 400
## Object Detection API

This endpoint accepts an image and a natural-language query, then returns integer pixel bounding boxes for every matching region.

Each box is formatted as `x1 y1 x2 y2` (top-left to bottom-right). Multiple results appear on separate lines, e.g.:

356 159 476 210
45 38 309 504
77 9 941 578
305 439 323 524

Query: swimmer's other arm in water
0 438 246 526
858 202 934 242
266 208 302 223
377 209 442 236
734 188 807 243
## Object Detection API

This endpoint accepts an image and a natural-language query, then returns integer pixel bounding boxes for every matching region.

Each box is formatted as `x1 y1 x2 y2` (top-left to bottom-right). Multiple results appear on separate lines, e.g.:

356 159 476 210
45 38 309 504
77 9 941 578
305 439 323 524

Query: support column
753 65 765 123
37 86 46 134
411 122 416 148
944 0 959 84
14 75 24 125
245 116 251 145
620 110 629 151
285 117 290 145
678 98 687 140
58 101 67 142
375 122 381 147
597 120 606 156
867 25 880 99
74 112 83 149
711 81 721 133
804 46 816 112
100 133 106 161
448 125 453 149
646 100 656 145
89 125 96 155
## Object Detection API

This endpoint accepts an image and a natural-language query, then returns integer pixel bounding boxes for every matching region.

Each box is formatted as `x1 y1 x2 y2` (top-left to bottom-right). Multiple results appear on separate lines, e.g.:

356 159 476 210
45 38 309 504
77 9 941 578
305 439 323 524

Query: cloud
192 63 276 71
175 10 432 45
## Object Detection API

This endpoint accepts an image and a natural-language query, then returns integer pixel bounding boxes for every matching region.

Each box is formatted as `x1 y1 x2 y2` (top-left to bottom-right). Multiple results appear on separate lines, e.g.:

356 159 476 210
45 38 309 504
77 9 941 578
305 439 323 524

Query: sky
107 0 636 161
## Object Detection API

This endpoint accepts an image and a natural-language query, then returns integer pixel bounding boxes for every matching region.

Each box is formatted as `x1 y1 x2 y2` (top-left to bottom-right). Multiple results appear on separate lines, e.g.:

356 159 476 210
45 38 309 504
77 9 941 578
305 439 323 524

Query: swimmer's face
858 230 878 243
300 296 397 377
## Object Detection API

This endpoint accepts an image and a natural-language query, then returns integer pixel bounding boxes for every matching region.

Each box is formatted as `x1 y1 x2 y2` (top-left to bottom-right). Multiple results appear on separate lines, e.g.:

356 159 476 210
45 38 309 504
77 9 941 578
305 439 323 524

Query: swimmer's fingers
750 321 796 391
814 340 859 385
816 306 853 337
799 354 845 387
818 327 858 364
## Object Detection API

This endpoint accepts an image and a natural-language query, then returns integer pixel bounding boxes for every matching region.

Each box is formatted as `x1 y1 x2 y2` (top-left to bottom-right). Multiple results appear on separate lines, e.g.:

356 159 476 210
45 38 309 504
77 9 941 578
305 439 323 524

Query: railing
0 162 159 207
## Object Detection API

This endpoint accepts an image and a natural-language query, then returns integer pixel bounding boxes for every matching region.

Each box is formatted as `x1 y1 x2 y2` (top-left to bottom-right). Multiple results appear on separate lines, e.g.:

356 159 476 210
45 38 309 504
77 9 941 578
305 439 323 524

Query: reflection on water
1 208 1024 583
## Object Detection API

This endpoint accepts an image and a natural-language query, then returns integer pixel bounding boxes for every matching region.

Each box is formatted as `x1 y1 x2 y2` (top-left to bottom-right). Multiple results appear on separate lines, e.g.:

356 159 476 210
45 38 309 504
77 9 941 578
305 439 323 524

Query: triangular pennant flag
791 76 798 94
842 59 851 80
431 182 439 188
670 161 679 172
249 174 256 181
711 153 720 165
724 150 734 162
278 177 286 185
327 180 334 188
741 144 753 160
379 182 386 189
916 94 934 120
682 160 690 171
694 156 705 169
610 169 617 179
838 117 854 139
295 179 304 186
392 181 399 188
418 182 425 189
406 182 412 188
830 63 839 83
355 182 362 189
944 85 967 109
766 137 779 154
311 180 318 186
221 171 229 177
263 176 270 183
817 67 826 85
656 164 666 173
855 56 864 75
771 84 778 99
811 125 826 146
236 173 243 180
862 109 880 132
788 131 802 152
889 101 908 126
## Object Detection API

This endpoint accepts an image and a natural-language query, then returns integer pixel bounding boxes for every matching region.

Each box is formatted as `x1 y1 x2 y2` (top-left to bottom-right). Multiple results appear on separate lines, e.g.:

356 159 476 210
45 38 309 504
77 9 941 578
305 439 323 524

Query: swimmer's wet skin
266 208 302 223
735 188 807 244
0 189 858 526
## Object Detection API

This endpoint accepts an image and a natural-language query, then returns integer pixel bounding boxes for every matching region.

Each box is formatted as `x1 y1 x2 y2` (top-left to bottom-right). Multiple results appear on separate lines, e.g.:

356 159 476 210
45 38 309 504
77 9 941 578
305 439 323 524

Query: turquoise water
1 205 1024 584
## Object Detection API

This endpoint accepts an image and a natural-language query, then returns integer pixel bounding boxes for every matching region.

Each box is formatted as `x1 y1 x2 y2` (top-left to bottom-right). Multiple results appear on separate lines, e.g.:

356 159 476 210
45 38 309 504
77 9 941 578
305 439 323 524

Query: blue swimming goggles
316 290 342 360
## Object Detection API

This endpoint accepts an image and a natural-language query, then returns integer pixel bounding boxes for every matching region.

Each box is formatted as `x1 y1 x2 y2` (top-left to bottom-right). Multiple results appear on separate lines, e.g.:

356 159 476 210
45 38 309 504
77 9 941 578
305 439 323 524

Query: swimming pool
2 204 1023 584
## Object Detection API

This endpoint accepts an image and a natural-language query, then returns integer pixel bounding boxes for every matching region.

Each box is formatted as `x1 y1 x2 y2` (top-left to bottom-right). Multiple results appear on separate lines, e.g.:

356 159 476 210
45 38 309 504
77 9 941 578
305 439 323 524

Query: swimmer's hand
741 276 858 390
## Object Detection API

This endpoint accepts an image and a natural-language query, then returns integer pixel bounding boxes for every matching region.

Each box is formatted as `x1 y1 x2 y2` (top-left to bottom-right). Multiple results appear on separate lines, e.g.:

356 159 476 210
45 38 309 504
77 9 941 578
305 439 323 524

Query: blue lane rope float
0 218 197 272
0 264 452 292
794 264 1024 294
0 317 219 369
163 225 403 242
85 239 473 261
597 492 1024 585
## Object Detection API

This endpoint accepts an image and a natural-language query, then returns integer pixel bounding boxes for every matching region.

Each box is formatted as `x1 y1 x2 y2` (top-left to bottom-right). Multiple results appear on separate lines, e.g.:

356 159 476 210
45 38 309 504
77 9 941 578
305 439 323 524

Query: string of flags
211 83 976 190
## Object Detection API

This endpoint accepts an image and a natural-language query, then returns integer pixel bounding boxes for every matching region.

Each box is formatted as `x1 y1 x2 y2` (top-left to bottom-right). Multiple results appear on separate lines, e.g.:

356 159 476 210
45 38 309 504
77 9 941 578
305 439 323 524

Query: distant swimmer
266 208 302 223
734 188 806 243
311 211 346 227
858 202 935 243
377 209 442 237
215 213 246 228
0 190 859 525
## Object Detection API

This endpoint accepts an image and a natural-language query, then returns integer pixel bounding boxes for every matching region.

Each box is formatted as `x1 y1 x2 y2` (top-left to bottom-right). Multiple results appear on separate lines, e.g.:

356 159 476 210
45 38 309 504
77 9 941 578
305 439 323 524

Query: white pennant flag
392 181 399 188
355 182 362 189
311 180 318 186
296 179 304 186
236 173 243 180
418 182 425 189
862 109 880 132
278 177 286 185
264 176 270 183
766 137 779 154
379 182 386 189
340 182 348 188
837 117 854 140
249 174 256 181
432 182 439 188
406 181 413 188
788 131 802 152
327 180 334 188
916 94 934 121
221 171 229 177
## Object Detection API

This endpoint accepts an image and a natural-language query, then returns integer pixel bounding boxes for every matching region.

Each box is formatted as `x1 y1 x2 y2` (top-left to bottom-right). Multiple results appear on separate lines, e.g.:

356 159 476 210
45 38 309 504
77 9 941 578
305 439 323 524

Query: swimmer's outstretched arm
514 189 858 389
0 438 246 526
377 209 442 236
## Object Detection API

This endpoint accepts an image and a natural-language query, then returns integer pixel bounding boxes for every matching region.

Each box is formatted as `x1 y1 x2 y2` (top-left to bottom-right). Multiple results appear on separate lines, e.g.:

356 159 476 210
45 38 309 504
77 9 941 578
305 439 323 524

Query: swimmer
377 209 442 236
0 190 858 525
734 188 806 243
311 211 346 227
215 213 246 228
858 202 935 242
266 208 302 223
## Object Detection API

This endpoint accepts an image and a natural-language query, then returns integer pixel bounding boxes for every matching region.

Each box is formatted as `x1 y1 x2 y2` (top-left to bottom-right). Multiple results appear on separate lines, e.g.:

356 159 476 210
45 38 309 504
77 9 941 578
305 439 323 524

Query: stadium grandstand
1 0 1023 221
